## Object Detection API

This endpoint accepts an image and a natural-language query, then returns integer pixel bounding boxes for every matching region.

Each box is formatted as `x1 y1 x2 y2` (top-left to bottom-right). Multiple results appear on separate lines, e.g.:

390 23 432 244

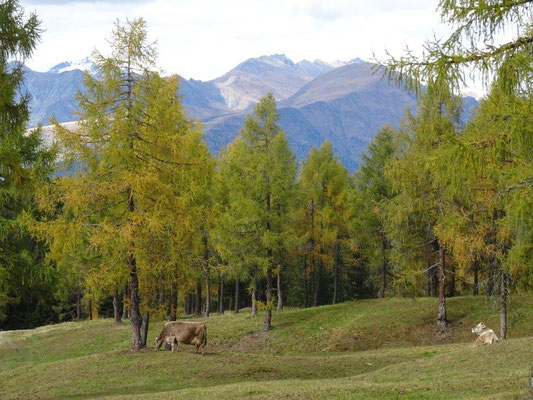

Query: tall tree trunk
169 283 177 321
303 259 309 307
472 260 479 296
88 299 93 320
313 261 322 307
235 279 240 314
500 272 507 340
76 287 82 320
277 271 283 310
203 229 210 318
158 285 165 307
264 173 273 330
124 54 142 349
264 266 273 331
431 264 439 297
332 263 339 304
312 265 319 307
129 253 143 349
188 293 193 315
218 275 224 315
252 276 257 316
425 261 431 297
379 240 387 298
488 254 496 296
228 283 233 311
449 263 456 297
204 275 210 317
333 242 343 304
195 280 202 315
436 243 447 331
122 285 128 320
113 289 121 324
379 261 387 299
140 313 149 347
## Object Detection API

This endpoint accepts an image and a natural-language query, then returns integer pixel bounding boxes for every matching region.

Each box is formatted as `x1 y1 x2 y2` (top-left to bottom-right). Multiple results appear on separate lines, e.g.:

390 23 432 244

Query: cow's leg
195 344 200 354
169 337 178 352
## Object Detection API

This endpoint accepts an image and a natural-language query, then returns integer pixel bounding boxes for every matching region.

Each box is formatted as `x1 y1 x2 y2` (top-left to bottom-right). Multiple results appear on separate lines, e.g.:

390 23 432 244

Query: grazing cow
471 322 499 346
154 321 207 354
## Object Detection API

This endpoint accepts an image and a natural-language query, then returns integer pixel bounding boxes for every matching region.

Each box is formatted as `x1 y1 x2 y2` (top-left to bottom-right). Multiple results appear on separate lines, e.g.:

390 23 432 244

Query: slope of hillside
1 295 531 399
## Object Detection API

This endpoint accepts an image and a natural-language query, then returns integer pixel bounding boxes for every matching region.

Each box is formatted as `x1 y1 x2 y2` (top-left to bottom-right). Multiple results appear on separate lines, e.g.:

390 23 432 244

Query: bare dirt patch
232 331 269 353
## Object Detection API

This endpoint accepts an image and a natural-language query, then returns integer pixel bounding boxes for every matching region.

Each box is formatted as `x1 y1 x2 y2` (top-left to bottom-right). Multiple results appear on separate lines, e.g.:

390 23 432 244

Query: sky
19 0 452 81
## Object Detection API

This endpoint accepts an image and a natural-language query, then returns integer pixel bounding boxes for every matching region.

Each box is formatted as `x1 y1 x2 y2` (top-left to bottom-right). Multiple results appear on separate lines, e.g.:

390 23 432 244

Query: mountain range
20 54 477 171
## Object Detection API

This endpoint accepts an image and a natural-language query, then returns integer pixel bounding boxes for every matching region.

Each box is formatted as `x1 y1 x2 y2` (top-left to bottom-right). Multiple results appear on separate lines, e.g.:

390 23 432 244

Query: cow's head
154 337 163 349
471 322 486 334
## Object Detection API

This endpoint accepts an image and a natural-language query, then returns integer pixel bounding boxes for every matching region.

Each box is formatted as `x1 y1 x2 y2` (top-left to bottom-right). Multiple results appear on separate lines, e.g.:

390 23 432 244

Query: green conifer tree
0 0 55 327
298 141 351 306
352 125 396 298
214 93 296 330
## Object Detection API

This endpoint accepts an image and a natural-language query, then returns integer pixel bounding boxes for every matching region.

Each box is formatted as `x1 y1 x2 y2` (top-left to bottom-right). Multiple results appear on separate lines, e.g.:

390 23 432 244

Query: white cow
471 322 499 346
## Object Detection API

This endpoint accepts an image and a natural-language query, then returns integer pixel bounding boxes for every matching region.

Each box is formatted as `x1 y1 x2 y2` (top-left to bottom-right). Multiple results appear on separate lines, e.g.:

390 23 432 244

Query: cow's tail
203 323 207 348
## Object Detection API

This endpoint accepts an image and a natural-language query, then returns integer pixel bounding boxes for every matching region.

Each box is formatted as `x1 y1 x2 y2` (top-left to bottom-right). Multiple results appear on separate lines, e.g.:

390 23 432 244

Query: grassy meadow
1 295 533 399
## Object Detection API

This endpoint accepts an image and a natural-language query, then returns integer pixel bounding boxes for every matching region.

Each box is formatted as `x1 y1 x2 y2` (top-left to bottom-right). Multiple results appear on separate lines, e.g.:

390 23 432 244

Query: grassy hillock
1 295 532 399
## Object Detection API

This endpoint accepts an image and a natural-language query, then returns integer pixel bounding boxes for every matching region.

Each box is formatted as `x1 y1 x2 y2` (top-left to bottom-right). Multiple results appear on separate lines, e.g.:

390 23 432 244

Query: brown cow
154 321 207 354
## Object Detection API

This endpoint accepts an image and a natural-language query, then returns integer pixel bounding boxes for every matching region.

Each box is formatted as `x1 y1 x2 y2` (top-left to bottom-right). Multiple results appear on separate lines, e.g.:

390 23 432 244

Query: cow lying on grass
154 321 207 354
471 322 499 346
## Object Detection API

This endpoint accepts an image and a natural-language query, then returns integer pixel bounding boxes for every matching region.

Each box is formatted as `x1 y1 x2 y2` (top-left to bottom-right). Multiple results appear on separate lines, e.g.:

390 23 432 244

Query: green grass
1 295 532 399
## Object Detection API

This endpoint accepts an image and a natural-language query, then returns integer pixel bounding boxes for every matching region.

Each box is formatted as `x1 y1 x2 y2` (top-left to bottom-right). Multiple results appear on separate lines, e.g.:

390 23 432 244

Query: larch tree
352 125 396 298
435 55 533 339
298 141 351 306
33 18 211 349
385 83 463 331
381 0 532 337
214 138 265 316
214 93 296 330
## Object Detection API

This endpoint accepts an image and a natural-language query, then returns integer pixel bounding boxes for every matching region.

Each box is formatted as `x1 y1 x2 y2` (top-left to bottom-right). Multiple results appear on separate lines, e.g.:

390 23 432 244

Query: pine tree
0 0 56 327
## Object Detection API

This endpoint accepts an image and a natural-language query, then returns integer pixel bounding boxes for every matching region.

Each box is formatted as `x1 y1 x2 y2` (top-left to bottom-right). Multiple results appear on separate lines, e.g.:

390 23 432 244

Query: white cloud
20 0 452 83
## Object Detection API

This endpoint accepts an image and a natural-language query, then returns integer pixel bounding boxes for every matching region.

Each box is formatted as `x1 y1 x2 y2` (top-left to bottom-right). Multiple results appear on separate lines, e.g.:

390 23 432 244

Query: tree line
0 0 531 349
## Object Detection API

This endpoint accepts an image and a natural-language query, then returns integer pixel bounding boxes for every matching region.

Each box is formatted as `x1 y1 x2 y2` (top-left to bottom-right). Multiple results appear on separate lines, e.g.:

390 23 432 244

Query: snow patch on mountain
326 57 366 68
48 57 97 75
